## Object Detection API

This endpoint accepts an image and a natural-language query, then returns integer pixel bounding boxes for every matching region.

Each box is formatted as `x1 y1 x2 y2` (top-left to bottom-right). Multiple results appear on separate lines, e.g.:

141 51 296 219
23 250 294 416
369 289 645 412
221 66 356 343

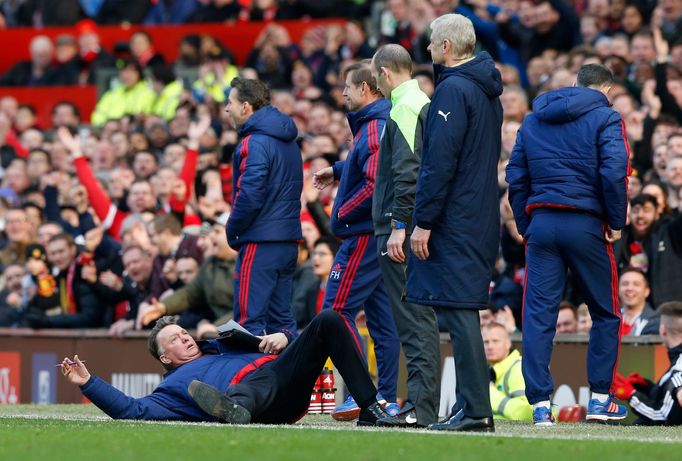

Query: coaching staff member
407 14 502 432
506 64 630 425
60 311 391 425
226 78 302 351
369 44 440 428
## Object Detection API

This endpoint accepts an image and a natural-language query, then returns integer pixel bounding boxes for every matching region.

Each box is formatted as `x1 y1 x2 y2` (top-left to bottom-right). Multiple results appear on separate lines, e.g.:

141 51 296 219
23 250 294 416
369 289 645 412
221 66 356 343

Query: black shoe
357 401 390 426
376 404 425 428
428 414 495 432
428 409 464 430
188 380 251 424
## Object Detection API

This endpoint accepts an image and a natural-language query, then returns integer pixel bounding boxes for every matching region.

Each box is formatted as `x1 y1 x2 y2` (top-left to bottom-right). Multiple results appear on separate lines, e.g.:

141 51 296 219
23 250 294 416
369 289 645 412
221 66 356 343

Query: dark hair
230 77 271 111
559 300 577 316
344 60 381 96
619 267 648 285
151 64 176 86
413 68 434 83
314 236 340 256
659 302 682 318
151 213 182 236
576 64 614 88
373 44 413 75
51 101 80 118
48 232 75 248
659 301 682 335
630 193 658 209
133 150 158 164
18 104 36 115
120 58 144 79
148 316 177 370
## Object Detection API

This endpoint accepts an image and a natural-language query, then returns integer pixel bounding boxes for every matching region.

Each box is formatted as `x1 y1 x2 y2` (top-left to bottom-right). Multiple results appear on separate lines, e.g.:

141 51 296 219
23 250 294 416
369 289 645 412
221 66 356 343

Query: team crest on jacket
330 263 342 280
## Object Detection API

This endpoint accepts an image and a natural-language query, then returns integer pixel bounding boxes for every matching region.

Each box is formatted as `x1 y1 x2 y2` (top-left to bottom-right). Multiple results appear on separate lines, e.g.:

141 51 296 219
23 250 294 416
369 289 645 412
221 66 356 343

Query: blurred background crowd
0 0 680 341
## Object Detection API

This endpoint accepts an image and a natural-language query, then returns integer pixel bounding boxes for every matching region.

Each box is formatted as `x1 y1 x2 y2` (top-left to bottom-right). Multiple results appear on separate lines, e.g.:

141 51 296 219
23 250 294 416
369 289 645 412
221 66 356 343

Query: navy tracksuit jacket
228 105 303 341
506 87 630 403
323 98 400 402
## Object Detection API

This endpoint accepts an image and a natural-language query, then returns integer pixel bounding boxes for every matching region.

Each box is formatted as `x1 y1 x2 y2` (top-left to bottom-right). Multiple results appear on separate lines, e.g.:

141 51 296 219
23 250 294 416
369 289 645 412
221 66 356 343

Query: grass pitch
1 405 681 461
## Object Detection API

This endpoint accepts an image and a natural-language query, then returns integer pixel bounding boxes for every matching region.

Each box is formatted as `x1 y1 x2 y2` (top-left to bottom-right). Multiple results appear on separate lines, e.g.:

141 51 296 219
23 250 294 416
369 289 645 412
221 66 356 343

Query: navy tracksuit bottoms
522 209 622 404
233 242 298 339
322 233 400 402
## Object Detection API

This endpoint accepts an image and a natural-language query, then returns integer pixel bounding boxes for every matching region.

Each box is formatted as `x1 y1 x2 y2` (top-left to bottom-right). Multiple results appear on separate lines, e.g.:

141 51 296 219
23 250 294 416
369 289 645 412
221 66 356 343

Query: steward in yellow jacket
483 322 533 421
91 60 155 126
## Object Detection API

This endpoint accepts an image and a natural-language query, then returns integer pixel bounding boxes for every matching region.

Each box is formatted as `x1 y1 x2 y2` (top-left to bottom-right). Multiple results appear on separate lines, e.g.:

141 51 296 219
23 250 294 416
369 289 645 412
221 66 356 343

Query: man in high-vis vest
482 322 533 421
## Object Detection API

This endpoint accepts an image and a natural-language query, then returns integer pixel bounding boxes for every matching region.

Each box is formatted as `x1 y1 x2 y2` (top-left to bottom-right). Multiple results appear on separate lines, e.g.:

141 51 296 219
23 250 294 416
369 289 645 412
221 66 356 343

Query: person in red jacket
57 116 210 240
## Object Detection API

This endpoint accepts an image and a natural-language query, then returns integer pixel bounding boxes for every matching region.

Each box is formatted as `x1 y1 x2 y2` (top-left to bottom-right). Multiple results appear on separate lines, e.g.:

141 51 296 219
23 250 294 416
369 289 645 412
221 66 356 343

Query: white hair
430 14 476 59
30 35 54 54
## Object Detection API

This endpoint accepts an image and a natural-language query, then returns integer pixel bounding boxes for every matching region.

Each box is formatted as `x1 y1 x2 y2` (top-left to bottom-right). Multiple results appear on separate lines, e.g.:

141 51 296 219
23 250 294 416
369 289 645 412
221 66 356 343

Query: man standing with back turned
369 44 441 428
506 64 630 425
407 14 503 432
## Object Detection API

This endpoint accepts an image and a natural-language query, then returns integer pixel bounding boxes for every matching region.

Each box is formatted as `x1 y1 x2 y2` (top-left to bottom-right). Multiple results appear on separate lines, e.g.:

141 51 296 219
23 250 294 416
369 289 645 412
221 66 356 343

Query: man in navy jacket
60 311 391 424
506 64 630 425
407 14 502 433
226 78 302 352
313 62 400 419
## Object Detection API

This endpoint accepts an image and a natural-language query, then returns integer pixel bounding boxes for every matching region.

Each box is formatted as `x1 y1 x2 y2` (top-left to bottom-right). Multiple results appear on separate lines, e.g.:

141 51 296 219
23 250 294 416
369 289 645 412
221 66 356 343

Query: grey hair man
407 14 503 432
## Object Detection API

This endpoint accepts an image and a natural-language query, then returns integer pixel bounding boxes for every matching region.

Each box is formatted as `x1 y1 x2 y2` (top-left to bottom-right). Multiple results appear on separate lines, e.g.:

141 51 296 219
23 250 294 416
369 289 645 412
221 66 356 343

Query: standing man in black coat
407 14 503 432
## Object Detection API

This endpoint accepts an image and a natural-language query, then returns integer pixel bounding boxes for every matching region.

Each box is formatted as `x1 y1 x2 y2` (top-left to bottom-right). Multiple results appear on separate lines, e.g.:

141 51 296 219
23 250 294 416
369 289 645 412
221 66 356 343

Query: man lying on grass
61 311 394 426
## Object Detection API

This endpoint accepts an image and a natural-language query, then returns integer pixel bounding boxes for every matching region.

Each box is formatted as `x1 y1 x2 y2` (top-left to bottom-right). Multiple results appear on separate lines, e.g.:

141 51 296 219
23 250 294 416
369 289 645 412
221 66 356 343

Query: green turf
1 405 681 461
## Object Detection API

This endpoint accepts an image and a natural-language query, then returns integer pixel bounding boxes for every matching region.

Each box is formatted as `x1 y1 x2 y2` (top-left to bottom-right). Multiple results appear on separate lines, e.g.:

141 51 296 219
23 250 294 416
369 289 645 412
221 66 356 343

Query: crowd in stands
0 0 681 346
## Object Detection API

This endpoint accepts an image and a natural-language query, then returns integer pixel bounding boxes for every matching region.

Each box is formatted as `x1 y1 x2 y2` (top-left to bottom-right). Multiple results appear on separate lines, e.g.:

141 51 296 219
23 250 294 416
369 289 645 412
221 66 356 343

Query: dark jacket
406 52 503 308
0 61 59 86
614 215 682 308
80 339 274 421
0 289 23 327
330 98 390 238
630 343 682 425
624 303 660 336
26 268 108 328
227 105 303 248
372 79 430 236
291 260 319 329
506 87 630 235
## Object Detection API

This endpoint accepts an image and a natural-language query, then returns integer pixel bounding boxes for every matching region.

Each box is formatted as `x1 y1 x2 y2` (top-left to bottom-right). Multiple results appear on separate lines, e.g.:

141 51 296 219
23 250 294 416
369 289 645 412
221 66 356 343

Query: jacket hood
532 87 610 124
346 98 391 135
434 51 502 98
239 105 298 142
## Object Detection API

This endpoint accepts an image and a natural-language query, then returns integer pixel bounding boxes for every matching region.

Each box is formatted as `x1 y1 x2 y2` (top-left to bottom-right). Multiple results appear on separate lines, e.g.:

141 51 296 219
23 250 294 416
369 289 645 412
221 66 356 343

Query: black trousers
437 308 492 419
226 310 377 424
376 234 441 425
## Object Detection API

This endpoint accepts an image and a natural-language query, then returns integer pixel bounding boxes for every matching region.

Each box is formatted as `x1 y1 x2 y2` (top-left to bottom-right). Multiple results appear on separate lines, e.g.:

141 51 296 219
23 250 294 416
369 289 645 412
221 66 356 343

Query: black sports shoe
188 380 251 424
357 401 390 426
377 405 425 428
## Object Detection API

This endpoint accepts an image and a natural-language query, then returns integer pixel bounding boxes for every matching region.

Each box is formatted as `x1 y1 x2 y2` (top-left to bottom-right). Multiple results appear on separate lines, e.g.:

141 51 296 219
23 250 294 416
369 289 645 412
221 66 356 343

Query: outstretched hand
188 114 212 149
138 298 167 329
313 167 334 190
56 126 82 157
61 355 91 386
